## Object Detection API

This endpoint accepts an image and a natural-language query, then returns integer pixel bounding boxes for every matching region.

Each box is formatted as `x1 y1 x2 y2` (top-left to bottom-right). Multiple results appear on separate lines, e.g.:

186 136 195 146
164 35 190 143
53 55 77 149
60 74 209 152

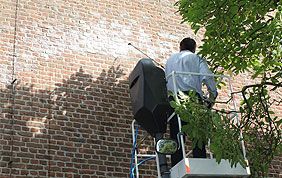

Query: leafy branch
171 84 281 177
175 1 281 177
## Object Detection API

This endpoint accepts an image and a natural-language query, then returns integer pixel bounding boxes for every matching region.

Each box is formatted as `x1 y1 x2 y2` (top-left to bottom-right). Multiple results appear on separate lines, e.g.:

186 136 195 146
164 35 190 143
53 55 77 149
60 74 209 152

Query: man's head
180 38 196 53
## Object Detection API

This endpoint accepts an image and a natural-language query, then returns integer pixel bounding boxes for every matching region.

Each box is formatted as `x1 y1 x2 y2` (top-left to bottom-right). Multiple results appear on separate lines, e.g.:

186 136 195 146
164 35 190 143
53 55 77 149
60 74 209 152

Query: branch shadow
0 65 139 177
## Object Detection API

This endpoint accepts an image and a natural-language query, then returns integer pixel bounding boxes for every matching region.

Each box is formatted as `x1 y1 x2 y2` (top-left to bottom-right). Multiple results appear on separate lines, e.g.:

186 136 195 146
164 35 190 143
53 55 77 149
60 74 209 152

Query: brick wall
0 0 281 178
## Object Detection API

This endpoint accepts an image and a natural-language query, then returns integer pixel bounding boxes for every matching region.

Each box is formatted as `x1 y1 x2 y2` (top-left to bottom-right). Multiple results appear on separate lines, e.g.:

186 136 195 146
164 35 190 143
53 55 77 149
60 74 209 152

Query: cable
47 91 53 178
129 125 139 178
9 0 19 177
12 0 19 81
128 43 165 69
131 156 155 178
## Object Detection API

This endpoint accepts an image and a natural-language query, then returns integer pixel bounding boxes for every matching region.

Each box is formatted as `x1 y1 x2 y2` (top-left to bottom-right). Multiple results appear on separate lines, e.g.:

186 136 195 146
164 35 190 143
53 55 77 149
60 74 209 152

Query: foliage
171 92 246 167
171 91 281 177
176 0 282 77
240 84 281 177
170 91 213 149
174 0 282 177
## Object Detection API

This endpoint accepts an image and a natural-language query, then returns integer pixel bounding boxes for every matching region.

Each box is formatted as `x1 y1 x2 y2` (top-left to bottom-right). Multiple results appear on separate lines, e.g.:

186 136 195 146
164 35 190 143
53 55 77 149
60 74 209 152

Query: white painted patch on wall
0 65 12 86
18 9 186 71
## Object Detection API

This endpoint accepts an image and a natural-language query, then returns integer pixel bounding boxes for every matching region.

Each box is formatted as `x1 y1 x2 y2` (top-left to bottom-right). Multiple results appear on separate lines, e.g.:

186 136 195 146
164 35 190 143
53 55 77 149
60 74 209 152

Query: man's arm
199 58 218 105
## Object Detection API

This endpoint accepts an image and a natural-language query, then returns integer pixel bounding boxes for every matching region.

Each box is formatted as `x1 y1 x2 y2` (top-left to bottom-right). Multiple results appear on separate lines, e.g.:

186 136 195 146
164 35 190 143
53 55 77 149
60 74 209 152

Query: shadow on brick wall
0 65 152 177
1 65 280 177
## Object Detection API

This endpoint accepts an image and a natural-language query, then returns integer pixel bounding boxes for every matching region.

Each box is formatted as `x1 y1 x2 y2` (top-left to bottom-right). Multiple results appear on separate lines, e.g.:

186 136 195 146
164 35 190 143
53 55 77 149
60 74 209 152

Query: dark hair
180 38 196 52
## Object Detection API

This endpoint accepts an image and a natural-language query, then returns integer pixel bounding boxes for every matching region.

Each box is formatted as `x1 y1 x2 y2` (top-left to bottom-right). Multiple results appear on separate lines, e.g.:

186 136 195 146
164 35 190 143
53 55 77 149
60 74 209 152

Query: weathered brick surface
0 0 281 178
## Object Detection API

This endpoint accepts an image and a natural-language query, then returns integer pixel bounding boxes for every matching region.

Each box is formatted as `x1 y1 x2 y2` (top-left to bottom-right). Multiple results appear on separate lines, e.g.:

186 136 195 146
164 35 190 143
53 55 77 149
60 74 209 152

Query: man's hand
203 93 216 108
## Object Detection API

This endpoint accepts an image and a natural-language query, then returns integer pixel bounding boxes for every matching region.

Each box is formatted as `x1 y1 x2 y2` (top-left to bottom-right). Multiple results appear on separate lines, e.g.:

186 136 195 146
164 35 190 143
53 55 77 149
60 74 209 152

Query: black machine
129 58 170 137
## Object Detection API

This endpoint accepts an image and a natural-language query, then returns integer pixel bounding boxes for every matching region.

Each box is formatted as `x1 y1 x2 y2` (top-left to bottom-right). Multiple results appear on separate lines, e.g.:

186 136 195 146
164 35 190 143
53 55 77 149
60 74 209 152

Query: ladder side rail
228 79 250 174
131 120 139 178
171 71 187 165
131 120 161 178
154 138 162 178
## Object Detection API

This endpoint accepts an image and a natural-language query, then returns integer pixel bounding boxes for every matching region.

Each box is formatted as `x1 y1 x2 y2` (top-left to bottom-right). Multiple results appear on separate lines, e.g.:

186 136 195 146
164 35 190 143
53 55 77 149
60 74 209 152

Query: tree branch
211 108 239 114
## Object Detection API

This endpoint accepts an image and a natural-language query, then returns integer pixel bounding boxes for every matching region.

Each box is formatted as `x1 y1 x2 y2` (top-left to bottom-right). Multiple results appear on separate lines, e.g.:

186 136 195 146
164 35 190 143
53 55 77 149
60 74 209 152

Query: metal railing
166 71 248 163
131 71 250 178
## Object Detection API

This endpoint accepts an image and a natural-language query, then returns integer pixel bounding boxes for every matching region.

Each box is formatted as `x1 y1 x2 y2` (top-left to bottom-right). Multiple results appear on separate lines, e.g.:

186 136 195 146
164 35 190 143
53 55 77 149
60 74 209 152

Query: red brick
0 0 280 177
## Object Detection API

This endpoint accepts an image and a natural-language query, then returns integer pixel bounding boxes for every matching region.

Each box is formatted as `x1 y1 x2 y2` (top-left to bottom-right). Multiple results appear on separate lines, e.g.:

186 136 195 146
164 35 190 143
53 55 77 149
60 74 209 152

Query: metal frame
131 120 161 178
166 71 250 177
130 71 251 178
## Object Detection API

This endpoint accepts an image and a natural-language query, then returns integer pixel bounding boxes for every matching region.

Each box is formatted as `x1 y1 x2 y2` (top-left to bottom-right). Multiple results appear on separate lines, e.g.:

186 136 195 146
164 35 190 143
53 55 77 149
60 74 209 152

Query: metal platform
170 158 250 178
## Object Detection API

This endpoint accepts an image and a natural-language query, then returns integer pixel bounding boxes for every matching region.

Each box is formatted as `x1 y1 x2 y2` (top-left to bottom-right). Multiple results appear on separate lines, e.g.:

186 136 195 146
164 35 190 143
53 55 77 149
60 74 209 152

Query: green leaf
175 2 282 176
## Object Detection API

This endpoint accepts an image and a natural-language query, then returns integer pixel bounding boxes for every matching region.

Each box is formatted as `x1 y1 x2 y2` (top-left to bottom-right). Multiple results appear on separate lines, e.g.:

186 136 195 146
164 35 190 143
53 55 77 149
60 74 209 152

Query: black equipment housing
129 58 170 136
